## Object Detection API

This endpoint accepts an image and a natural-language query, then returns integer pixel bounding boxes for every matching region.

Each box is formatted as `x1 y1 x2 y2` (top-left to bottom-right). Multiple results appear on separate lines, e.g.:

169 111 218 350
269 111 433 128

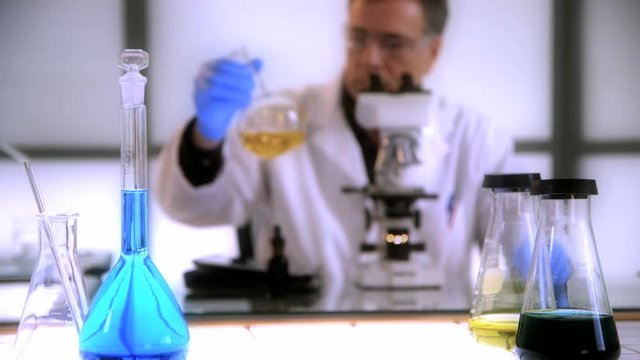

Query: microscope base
356 260 444 289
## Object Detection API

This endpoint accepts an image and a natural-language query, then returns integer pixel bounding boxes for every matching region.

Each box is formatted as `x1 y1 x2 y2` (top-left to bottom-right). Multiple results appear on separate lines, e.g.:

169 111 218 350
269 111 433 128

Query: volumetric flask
79 49 189 360
469 173 540 351
13 213 89 360
515 179 620 360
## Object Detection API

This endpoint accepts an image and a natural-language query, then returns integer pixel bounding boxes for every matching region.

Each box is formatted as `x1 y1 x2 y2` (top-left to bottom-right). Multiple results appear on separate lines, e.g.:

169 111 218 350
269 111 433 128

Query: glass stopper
118 49 148 72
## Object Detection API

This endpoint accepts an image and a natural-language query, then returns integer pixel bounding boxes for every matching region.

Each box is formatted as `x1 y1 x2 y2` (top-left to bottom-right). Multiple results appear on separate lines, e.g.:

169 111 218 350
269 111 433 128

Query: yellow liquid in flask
240 130 305 159
468 313 519 351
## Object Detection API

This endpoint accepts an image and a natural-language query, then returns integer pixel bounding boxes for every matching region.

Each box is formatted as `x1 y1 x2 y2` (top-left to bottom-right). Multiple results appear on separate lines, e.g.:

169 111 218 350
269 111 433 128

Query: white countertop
3 317 640 359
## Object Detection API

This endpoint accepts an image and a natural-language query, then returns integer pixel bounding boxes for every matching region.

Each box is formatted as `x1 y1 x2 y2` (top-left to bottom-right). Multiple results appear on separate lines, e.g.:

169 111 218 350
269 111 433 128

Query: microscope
344 74 444 289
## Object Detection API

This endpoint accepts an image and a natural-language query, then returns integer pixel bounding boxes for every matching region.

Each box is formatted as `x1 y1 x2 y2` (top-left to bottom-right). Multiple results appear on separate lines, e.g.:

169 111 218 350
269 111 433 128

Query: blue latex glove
194 57 263 141
513 240 572 307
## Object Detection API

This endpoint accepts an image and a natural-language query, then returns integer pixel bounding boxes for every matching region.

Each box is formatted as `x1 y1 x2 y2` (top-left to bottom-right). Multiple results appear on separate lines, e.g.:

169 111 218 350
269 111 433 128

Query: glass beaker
469 173 540 351
13 213 89 360
515 179 620 360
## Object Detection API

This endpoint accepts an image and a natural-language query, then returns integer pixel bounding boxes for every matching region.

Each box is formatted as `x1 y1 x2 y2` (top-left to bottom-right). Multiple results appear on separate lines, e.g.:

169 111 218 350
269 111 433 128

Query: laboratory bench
2 274 640 358
2 313 640 359
3 276 640 359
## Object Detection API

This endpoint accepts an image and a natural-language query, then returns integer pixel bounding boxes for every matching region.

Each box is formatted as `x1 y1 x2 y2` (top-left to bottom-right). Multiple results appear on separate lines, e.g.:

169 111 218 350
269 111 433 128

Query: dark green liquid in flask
515 309 620 360
79 190 189 359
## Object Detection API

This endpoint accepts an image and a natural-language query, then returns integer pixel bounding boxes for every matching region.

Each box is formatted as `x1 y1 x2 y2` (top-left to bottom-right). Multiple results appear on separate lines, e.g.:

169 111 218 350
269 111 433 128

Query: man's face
344 0 443 98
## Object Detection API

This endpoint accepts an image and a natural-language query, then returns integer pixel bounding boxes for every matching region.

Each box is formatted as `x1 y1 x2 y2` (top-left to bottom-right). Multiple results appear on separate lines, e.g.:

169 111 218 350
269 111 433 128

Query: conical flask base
515 309 620 359
79 254 189 359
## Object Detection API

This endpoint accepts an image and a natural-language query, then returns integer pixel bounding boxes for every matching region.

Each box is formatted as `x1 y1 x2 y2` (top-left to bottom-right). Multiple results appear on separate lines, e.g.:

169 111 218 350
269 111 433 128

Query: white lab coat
155 79 514 292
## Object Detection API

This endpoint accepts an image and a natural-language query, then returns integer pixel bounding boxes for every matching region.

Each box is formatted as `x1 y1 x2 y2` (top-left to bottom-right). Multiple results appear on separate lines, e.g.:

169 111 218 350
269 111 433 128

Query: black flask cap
482 173 541 191
531 178 598 197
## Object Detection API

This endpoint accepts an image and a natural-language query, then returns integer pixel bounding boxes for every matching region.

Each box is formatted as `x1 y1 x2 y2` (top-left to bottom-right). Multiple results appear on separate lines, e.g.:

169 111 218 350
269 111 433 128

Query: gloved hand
513 240 572 307
194 57 263 141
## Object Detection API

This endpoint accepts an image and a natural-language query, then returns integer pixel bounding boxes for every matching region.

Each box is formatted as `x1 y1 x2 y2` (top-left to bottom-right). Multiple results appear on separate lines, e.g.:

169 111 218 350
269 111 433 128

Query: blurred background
1 0 639 301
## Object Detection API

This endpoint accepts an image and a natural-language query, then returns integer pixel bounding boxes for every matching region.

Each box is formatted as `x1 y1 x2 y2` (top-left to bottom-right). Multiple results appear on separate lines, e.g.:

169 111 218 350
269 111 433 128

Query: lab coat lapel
415 101 451 191
308 84 368 187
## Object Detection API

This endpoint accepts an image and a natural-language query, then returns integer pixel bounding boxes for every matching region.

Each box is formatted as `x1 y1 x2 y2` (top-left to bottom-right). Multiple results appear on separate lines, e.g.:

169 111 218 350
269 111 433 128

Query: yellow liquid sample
240 130 305 159
468 313 520 351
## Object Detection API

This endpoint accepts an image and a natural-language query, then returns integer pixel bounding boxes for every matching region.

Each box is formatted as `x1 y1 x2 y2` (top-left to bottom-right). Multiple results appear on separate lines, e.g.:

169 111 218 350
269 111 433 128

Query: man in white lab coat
156 0 514 291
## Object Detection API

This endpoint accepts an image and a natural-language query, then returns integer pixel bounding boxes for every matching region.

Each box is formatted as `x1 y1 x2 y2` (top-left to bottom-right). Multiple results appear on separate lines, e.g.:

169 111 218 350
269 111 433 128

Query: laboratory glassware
239 95 305 159
267 225 290 298
234 49 305 159
22 160 87 330
79 49 189 360
13 213 89 360
515 179 620 360
469 173 540 351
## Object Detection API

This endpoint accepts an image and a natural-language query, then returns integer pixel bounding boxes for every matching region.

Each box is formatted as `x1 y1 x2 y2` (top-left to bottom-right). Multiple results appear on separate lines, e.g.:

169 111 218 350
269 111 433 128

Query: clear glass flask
233 48 305 160
238 94 305 159
78 49 189 360
13 213 89 360
469 173 540 351
515 179 620 360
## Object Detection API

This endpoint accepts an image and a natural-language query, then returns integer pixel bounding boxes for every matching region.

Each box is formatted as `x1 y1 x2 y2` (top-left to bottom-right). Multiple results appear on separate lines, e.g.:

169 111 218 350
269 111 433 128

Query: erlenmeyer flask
13 213 89 360
78 49 189 359
515 179 620 360
469 173 540 351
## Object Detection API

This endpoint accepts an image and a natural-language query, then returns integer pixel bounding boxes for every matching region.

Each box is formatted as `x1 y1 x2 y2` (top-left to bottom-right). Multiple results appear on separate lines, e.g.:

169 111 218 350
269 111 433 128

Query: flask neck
536 196 595 261
121 189 149 255
485 191 537 258
121 105 147 190
491 191 537 221
37 213 79 249
538 196 592 225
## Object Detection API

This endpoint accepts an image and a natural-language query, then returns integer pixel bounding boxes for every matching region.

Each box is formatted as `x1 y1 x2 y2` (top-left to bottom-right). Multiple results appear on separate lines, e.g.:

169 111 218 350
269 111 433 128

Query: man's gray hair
349 0 449 35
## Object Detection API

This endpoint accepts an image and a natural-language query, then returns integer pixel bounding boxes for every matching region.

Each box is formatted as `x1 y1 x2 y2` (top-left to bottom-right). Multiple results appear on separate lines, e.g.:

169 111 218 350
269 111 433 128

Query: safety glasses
346 26 432 58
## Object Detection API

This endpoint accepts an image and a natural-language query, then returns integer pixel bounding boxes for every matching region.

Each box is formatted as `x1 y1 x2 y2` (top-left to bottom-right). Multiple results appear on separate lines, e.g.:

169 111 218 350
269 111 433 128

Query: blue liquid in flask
79 190 190 360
